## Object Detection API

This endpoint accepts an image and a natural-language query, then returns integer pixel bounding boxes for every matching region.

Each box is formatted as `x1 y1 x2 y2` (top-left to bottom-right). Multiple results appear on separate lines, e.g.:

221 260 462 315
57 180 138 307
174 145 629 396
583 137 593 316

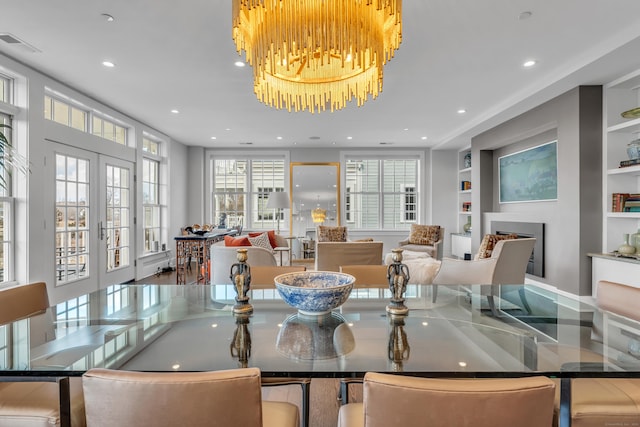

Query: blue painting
499 141 558 203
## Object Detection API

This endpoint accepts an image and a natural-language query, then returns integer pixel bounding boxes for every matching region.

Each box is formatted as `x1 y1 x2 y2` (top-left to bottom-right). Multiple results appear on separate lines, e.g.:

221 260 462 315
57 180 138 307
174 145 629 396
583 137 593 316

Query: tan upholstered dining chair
82 367 299 427
337 372 556 427
0 281 86 427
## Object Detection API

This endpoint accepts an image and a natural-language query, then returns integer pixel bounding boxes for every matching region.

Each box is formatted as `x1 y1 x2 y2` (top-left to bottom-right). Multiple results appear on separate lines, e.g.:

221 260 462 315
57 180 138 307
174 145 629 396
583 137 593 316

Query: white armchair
432 237 536 315
398 226 444 260
211 244 277 285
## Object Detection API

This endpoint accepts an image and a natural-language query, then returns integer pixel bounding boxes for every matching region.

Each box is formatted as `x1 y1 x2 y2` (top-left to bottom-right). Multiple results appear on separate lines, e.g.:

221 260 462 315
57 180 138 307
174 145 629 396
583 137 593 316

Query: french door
54 144 135 289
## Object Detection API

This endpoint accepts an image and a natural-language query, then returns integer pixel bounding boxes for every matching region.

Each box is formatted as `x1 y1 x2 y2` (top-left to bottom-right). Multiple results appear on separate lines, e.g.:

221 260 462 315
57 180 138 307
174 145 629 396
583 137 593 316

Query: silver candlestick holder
230 248 253 314
386 248 410 315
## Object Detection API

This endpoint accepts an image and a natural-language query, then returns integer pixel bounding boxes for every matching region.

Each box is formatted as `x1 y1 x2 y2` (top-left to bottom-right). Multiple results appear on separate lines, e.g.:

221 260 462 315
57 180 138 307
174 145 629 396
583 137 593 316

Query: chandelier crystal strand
232 0 401 112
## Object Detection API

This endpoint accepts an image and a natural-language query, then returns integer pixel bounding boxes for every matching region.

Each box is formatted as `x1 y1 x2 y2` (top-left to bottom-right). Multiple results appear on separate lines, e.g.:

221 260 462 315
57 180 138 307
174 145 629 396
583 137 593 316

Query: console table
174 229 237 284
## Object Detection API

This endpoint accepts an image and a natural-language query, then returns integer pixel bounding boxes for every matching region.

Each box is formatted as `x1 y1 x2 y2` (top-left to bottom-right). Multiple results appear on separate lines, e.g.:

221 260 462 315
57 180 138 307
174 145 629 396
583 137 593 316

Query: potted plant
0 124 29 190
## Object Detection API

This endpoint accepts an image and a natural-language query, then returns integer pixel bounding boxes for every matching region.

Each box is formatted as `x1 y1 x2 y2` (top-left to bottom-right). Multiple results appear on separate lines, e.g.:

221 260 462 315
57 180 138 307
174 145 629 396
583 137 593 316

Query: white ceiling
2 1 640 151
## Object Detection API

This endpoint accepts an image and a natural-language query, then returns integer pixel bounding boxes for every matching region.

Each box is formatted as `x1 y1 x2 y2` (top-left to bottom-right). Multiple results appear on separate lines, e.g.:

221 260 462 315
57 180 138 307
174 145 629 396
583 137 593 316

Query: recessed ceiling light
210 136 217 140
421 136 428 140
225 128 231 131
523 60 537 68
276 136 283 140
101 13 114 22
234 61 246 67
347 136 353 140
171 364 180 370
102 61 115 68
403 128 409 131
457 109 467 114
170 109 179 114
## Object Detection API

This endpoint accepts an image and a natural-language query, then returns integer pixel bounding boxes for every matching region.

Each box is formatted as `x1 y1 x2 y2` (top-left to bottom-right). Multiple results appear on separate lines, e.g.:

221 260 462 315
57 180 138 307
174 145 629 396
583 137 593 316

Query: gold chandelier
311 207 327 223
232 0 402 113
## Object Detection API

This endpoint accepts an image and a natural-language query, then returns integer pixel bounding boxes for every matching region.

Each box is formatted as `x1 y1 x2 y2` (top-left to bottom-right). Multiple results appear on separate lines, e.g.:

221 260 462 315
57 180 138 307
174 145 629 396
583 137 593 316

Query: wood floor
132 265 354 427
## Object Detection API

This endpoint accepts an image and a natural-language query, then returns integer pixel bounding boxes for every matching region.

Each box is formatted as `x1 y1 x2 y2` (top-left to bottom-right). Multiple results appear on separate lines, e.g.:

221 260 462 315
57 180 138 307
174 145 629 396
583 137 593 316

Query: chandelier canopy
232 0 402 113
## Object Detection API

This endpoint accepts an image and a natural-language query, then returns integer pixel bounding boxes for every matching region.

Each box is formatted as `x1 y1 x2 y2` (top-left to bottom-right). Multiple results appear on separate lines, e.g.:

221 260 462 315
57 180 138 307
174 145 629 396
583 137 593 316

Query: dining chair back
251 265 306 289
0 281 49 325
338 372 555 427
0 281 86 427
339 265 389 288
82 367 299 427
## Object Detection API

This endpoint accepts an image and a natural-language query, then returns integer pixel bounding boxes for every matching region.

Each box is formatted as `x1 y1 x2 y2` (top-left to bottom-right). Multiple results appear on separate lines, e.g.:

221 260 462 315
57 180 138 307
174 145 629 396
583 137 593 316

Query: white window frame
341 151 423 230
207 151 289 230
141 134 166 254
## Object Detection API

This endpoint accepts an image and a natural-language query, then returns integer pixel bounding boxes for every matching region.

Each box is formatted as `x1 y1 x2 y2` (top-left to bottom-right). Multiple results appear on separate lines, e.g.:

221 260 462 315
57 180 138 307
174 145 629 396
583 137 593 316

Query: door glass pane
105 164 130 270
55 154 90 285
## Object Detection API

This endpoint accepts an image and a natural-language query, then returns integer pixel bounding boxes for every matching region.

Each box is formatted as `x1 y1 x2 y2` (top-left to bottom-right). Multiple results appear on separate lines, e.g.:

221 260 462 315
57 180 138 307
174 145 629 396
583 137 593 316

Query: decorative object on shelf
631 228 640 253
623 194 640 212
627 139 640 160
462 201 471 212
276 312 355 360
621 107 640 119
231 0 401 113
463 151 472 168
463 216 472 234
266 191 289 234
274 271 355 315
230 249 253 314
460 180 471 190
388 314 410 372
386 248 410 315
617 233 636 255
230 313 252 368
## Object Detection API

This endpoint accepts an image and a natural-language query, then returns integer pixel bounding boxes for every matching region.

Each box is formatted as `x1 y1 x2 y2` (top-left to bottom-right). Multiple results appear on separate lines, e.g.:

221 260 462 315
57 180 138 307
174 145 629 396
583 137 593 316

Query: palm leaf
0 124 30 191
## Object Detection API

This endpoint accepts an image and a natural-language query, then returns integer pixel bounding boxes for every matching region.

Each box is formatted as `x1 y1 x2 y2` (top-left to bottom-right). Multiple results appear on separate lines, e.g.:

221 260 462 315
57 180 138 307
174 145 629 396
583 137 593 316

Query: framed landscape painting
499 140 558 203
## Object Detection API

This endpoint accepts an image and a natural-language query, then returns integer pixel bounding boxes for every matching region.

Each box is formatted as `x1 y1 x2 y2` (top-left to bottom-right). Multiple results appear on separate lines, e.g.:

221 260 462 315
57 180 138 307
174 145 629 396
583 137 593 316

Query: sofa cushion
225 235 251 247
248 232 273 252
477 233 518 259
317 226 348 242
408 224 440 245
248 230 278 248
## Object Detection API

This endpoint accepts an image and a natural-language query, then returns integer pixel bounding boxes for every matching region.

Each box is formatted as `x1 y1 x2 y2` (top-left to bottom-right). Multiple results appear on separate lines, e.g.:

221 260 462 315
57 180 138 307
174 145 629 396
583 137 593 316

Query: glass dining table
2 282 639 427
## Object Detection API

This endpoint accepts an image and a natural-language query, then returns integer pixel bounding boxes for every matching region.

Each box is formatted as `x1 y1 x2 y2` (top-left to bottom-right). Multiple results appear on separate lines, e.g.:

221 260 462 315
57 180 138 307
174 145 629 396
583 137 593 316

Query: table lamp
266 191 290 234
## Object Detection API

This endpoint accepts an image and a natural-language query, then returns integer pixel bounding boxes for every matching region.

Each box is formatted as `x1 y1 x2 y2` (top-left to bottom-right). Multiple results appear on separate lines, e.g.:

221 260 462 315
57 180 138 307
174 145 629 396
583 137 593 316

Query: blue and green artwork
499 141 557 203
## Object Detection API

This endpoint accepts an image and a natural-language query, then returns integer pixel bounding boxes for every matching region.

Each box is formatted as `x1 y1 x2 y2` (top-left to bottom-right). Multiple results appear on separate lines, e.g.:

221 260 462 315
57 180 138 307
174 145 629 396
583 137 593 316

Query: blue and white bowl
274 271 355 315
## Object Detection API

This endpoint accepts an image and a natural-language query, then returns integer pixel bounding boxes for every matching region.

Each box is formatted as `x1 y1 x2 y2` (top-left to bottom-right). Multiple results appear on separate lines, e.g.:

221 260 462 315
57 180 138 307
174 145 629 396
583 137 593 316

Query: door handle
99 221 106 240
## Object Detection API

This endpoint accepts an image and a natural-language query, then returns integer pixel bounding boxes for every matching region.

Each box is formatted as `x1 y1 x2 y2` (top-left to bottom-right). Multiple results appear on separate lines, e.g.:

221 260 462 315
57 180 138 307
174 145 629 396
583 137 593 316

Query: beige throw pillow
317 226 348 242
408 224 441 246
477 233 518 259
248 232 274 252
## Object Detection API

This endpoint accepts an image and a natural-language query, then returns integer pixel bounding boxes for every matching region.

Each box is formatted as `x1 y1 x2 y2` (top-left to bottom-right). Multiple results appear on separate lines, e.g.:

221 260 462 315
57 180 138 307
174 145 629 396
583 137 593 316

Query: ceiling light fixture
457 109 467 114
232 0 402 113
523 60 537 67
234 61 246 67
170 109 179 114
101 13 114 22
102 61 115 68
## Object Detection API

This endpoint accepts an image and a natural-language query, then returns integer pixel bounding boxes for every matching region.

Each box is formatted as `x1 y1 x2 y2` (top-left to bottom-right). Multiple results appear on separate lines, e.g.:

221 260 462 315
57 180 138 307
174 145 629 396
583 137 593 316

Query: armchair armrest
398 238 410 246
432 257 497 285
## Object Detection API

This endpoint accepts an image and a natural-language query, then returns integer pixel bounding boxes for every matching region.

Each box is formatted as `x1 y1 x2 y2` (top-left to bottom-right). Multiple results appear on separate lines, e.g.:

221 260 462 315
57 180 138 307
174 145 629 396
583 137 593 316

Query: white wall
0 52 189 304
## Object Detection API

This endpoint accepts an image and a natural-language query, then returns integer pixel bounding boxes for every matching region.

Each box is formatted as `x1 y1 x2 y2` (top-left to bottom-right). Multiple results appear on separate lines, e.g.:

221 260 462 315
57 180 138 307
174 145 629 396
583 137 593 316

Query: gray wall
471 86 602 295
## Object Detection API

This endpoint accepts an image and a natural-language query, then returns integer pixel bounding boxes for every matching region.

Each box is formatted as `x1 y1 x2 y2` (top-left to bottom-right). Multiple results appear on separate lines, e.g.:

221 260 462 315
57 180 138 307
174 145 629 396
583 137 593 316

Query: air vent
0 33 40 53
239 142 254 145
